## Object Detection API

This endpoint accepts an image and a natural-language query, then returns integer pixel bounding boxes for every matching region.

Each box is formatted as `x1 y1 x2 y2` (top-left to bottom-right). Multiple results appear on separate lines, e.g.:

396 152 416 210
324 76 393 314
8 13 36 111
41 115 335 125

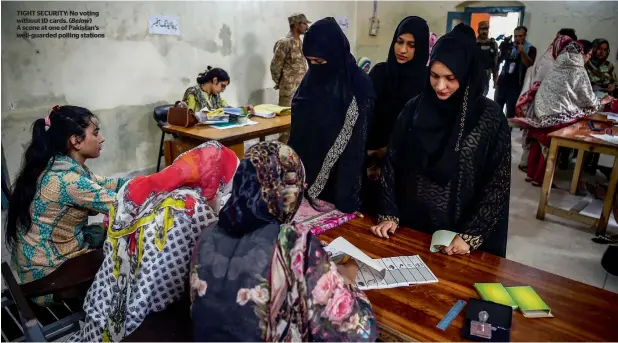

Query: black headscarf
289 17 374 213
407 23 487 185
367 16 429 150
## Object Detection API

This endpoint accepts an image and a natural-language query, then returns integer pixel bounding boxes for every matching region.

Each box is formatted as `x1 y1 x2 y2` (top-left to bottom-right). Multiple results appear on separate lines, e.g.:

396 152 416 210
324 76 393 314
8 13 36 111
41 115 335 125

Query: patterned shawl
517 41 599 129
72 141 239 342
190 141 377 342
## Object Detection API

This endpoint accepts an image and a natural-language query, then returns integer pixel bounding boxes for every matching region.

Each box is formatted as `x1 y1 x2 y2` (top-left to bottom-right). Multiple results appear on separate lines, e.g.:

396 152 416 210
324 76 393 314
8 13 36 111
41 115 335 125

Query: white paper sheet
325 237 438 290
591 133 618 145
210 119 259 130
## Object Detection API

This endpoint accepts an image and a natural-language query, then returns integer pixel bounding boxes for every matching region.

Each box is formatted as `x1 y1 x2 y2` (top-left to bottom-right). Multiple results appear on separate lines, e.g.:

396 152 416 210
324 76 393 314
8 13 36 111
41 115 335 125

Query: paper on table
430 230 457 252
210 119 259 130
591 133 618 145
325 237 386 279
252 110 276 119
598 112 618 121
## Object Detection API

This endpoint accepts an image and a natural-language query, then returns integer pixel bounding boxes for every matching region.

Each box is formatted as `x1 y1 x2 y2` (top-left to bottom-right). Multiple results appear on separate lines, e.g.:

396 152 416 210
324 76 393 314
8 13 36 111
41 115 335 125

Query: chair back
153 104 174 127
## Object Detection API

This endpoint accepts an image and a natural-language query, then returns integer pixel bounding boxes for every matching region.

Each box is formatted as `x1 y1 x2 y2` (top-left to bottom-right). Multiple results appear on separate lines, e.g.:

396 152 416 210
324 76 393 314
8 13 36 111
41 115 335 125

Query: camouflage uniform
271 13 310 143
270 14 310 107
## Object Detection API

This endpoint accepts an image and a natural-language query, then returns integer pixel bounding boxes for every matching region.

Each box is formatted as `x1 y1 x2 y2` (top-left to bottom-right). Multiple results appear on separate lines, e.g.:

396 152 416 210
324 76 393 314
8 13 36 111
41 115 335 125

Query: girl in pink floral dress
189 141 378 341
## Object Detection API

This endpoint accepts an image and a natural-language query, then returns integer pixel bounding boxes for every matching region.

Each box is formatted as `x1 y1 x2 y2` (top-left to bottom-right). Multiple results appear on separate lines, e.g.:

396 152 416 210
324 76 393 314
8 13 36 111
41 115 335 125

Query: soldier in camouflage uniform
271 13 310 107
270 13 311 143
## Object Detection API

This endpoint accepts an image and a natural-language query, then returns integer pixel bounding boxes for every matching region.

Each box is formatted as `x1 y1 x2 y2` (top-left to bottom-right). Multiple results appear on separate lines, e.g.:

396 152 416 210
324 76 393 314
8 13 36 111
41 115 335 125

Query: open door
446 12 471 32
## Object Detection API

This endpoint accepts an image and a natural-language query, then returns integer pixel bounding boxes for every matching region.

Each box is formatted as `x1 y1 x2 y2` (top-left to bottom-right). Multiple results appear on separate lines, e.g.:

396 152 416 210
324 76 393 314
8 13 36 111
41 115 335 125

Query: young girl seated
6 105 129 305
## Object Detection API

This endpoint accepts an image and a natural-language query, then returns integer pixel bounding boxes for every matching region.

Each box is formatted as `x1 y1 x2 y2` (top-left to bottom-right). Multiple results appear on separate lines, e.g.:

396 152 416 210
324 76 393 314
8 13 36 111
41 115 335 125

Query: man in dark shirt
477 21 499 96
495 26 537 118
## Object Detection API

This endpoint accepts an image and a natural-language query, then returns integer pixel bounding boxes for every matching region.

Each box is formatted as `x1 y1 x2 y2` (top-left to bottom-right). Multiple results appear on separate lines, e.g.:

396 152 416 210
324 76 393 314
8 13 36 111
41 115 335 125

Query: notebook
505 286 553 318
474 283 518 310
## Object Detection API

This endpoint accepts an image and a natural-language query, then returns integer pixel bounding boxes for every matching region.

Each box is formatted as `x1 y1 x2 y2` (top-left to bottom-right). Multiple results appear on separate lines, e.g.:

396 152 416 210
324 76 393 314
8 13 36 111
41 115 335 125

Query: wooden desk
320 217 618 342
536 120 618 236
161 116 291 165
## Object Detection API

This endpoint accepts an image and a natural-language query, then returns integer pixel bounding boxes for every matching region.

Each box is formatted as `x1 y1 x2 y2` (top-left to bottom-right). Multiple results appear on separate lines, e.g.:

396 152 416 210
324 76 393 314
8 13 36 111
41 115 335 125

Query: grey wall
1 1 358 181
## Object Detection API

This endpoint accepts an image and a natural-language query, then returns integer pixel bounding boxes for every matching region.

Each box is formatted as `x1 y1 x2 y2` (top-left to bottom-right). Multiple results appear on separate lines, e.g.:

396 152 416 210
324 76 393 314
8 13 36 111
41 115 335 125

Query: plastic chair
153 104 174 172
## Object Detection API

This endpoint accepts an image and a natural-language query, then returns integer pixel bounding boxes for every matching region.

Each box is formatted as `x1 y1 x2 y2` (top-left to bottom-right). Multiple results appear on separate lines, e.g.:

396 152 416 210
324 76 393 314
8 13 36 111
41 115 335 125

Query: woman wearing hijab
586 39 617 96
72 141 239 342
515 34 575 172
363 16 429 214
370 23 511 258
514 40 614 186
288 17 375 214
190 141 378 342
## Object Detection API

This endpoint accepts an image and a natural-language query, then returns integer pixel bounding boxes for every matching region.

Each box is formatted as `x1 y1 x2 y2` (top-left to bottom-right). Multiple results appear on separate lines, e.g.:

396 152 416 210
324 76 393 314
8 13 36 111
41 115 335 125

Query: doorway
446 6 524 99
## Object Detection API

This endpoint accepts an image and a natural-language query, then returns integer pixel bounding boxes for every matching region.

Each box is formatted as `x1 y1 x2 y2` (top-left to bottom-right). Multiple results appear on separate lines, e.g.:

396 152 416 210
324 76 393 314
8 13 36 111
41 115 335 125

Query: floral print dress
190 141 377 342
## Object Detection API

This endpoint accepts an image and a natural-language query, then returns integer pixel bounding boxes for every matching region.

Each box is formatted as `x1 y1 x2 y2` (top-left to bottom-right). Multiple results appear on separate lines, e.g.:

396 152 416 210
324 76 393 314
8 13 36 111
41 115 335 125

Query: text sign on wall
148 15 180 35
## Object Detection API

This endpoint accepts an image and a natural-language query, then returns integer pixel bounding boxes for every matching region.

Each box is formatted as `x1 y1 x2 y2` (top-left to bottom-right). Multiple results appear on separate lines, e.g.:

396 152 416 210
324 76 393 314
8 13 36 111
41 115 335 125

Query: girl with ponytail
6 105 129 306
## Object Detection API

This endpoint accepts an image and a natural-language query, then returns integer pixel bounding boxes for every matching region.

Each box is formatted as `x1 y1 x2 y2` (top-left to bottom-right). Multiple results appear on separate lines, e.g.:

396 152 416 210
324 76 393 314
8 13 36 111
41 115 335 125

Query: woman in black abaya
370 23 511 257
288 17 375 214
363 16 430 214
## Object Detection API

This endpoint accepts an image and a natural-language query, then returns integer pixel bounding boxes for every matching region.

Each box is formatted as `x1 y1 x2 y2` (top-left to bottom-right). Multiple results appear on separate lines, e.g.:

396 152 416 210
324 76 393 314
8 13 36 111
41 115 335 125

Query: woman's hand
367 165 381 180
370 220 397 239
600 95 615 105
441 235 470 255
243 105 255 114
337 260 359 285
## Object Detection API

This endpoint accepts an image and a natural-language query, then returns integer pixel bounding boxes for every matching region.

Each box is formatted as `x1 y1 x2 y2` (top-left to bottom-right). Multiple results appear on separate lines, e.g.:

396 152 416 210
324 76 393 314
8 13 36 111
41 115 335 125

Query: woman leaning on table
369 24 511 258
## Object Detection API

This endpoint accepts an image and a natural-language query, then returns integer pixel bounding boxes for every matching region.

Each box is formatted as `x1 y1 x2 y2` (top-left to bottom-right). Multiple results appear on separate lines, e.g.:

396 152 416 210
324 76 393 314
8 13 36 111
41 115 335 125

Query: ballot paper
252 110 276 119
430 230 458 252
324 237 438 290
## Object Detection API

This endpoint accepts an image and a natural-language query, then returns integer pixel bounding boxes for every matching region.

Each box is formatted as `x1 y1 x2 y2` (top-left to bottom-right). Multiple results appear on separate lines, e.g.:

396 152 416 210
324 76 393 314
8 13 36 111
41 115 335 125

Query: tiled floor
2 131 617 294
508 130 617 292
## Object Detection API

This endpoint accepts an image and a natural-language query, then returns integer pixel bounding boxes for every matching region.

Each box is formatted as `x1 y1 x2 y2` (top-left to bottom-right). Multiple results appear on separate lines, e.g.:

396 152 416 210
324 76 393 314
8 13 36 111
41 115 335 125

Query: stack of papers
324 237 438 290
252 110 276 119
195 107 229 124
599 112 618 122
254 104 291 116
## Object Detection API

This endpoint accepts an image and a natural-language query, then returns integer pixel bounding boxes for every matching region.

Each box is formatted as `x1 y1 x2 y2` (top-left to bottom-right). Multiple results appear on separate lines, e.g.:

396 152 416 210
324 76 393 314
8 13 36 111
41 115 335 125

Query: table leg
228 143 245 159
163 140 173 167
597 157 618 236
570 149 585 195
537 139 559 220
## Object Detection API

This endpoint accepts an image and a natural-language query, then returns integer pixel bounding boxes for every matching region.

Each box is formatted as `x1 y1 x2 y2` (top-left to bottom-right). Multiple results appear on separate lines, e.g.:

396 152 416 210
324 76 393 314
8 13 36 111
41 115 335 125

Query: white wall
355 1 618 67
1 1 358 181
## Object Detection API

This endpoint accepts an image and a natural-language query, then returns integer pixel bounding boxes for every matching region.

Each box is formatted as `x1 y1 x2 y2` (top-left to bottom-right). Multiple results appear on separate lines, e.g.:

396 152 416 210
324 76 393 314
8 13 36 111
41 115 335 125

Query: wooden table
162 116 291 165
320 217 618 342
536 120 618 236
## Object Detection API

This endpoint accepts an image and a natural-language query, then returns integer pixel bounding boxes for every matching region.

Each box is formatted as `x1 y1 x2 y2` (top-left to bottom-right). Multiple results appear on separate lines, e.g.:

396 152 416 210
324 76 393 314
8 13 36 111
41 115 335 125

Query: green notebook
474 283 519 309
506 286 553 318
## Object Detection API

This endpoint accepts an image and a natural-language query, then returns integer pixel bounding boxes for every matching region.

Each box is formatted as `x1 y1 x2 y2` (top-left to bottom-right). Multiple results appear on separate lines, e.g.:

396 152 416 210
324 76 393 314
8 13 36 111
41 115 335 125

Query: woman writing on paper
182 67 253 113
370 24 512 258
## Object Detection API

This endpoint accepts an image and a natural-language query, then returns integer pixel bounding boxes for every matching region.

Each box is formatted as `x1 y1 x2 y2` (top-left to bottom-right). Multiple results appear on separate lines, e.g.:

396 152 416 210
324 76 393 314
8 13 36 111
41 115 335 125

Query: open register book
324 237 438 290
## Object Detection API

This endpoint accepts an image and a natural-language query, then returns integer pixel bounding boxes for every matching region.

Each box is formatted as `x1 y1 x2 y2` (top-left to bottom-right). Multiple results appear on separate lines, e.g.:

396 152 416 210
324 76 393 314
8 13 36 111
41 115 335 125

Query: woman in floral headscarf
586 39 617 96
71 141 240 342
190 141 377 342
513 40 614 186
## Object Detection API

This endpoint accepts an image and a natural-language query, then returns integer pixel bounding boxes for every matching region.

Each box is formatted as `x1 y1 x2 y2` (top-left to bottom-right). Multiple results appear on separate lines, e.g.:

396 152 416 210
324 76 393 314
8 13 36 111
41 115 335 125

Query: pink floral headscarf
428 32 439 65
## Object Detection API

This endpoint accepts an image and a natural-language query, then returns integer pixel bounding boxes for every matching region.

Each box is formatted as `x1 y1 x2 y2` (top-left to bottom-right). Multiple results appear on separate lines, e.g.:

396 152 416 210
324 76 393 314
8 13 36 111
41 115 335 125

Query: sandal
518 165 527 173
525 176 533 182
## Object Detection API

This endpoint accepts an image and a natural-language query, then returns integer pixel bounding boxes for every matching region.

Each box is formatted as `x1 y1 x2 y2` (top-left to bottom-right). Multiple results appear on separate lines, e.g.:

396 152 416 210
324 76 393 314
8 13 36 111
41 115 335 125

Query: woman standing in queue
363 16 430 214
370 24 512 257
288 17 375 214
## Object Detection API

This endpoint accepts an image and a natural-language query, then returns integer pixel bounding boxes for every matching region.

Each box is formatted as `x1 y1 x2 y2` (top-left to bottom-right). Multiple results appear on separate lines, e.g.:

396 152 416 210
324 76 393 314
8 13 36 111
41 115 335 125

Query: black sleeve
377 98 416 224
458 104 511 250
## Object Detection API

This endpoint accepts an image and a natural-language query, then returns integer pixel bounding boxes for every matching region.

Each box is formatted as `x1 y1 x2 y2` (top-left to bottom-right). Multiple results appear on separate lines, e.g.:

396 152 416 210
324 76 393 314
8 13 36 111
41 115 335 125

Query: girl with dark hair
363 16 429 214
371 24 512 258
6 105 129 305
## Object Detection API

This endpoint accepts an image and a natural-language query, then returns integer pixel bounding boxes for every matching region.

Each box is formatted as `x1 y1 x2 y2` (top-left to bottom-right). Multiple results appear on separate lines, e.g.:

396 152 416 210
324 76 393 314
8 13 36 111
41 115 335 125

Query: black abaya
377 24 511 257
